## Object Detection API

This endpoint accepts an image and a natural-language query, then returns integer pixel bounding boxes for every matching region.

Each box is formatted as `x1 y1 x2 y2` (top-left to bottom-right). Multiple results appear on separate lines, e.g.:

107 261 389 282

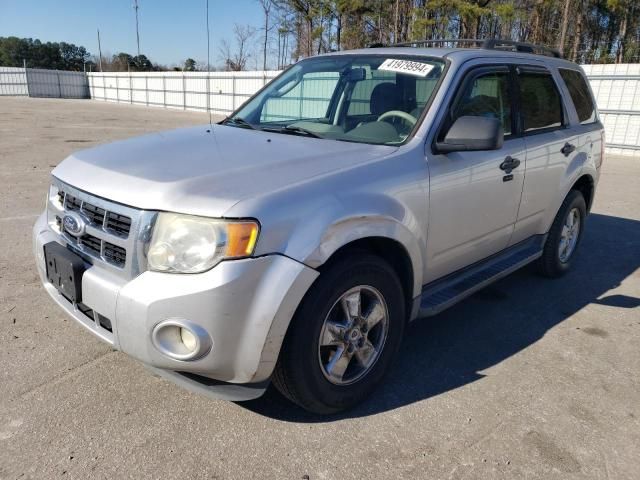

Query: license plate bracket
44 242 86 303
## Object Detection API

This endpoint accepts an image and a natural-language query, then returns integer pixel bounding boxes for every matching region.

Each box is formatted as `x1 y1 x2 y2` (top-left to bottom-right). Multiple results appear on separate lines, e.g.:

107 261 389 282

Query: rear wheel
537 190 587 278
273 254 405 414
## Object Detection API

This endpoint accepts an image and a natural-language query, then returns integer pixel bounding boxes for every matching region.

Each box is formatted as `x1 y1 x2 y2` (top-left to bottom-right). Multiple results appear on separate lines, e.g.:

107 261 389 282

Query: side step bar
418 236 545 318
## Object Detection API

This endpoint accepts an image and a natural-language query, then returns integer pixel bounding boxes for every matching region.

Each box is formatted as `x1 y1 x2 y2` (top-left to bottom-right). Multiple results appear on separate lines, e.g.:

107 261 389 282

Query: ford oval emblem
62 212 86 237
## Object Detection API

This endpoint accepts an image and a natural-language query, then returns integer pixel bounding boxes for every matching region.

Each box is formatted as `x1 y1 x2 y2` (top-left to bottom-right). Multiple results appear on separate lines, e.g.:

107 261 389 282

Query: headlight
147 213 259 273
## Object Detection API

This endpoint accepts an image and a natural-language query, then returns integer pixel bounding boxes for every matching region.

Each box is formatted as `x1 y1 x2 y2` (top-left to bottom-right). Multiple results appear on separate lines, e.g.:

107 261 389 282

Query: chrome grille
56 215 126 267
104 243 126 265
47 179 155 279
64 193 82 211
58 191 131 238
78 232 102 255
80 202 106 226
106 211 132 236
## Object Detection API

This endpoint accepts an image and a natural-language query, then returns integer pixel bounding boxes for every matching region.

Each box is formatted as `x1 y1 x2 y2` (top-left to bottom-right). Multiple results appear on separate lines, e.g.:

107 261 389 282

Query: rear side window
559 69 597 124
518 70 564 133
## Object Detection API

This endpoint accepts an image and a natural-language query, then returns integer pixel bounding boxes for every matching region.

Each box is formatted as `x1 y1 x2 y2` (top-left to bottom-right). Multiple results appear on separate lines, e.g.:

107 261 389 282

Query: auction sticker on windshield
379 59 434 77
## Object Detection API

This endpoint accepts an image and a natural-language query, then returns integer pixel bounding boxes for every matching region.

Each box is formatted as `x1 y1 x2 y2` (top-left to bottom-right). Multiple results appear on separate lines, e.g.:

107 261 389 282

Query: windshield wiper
261 125 324 139
283 125 324 138
221 117 257 130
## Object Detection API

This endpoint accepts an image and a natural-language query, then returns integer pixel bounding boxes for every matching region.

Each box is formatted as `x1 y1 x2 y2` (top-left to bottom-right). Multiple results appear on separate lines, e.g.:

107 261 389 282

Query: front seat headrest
370 82 402 116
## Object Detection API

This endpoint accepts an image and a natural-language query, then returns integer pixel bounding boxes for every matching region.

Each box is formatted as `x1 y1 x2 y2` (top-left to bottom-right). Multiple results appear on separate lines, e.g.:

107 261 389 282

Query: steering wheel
377 110 417 127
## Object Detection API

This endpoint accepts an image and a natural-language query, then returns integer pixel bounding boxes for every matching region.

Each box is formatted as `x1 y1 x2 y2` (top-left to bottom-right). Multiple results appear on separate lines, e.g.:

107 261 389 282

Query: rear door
425 65 527 282
509 65 580 245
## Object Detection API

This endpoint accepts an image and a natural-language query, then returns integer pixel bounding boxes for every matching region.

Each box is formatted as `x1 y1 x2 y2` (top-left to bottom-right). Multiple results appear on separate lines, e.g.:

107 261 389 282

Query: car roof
319 47 581 69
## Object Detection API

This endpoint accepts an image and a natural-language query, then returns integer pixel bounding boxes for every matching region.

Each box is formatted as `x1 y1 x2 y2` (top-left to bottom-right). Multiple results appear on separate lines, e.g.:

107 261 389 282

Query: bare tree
218 24 256 71
275 7 295 68
257 0 274 71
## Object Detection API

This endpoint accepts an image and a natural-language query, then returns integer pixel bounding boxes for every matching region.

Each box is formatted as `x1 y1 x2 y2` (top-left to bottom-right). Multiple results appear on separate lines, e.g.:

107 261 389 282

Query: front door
425 66 526 283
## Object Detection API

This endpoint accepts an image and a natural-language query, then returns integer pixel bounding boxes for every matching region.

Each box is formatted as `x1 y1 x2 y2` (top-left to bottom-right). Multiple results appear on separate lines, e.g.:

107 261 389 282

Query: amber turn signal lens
226 222 259 257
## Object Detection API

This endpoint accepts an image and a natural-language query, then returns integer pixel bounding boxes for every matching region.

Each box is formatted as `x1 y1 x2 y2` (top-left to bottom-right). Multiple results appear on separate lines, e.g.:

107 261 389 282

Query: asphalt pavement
1 97 639 479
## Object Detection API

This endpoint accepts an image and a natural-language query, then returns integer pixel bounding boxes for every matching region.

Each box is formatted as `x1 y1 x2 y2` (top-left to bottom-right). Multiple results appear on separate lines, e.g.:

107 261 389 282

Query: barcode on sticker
379 59 434 77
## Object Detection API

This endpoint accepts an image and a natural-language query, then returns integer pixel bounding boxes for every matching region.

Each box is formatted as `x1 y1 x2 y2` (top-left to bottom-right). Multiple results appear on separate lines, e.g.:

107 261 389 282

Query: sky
0 0 268 68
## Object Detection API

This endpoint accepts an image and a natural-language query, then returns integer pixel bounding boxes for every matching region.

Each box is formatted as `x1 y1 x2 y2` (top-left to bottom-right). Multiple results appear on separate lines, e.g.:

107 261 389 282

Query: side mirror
435 116 503 154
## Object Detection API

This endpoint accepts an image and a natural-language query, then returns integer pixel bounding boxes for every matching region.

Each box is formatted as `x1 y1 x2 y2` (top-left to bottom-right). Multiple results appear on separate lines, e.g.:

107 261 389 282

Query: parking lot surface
1 97 639 479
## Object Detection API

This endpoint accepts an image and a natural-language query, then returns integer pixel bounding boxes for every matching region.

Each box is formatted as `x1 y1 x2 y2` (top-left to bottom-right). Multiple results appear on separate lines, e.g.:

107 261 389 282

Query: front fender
304 214 424 297
280 191 426 299
226 149 430 303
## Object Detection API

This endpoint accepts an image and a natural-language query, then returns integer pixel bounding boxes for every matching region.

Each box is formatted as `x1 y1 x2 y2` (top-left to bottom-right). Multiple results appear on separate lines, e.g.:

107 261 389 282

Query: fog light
151 320 212 361
179 327 197 352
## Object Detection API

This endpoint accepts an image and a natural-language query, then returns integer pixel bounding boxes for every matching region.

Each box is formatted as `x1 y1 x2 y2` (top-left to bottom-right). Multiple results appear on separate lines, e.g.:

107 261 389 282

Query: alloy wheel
558 207 581 263
317 285 390 385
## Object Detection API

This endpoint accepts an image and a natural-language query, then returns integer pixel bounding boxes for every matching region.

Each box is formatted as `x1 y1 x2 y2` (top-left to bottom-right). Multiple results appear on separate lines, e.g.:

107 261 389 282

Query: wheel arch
570 173 595 212
317 236 416 322
302 214 425 303
252 215 425 383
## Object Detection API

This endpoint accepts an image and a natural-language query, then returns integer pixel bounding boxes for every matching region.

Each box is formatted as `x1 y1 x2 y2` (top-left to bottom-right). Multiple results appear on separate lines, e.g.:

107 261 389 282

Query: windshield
224 55 446 145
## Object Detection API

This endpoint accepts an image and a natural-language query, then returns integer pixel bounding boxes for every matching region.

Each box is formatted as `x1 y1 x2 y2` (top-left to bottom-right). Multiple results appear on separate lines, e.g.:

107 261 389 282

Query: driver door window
450 71 512 136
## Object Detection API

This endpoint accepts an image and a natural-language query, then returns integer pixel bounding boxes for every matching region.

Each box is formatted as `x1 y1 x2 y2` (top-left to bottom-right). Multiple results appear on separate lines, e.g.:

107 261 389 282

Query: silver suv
33 41 604 414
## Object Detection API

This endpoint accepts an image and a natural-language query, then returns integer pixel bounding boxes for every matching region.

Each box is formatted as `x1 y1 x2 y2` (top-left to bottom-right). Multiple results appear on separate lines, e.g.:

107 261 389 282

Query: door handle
499 156 521 174
561 142 576 156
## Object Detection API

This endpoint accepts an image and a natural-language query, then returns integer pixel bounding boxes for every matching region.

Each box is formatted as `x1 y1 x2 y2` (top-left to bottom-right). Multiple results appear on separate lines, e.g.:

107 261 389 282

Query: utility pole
206 0 212 126
134 0 141 56
97 29 103 72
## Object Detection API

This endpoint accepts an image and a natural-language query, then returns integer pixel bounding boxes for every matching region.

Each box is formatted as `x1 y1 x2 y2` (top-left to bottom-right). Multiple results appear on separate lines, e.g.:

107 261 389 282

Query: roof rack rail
482 39 562 58
386 38 562 58
391 39 484 48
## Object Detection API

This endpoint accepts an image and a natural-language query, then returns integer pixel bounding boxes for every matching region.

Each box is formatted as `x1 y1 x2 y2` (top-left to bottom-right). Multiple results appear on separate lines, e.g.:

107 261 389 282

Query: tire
537 190 587 278
273 253 406 414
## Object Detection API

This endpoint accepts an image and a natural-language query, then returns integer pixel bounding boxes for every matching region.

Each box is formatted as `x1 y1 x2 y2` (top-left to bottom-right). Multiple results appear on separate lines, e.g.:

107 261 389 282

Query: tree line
260 0 639 66
2 1 638 73
0 37 92 71
0 36 199 72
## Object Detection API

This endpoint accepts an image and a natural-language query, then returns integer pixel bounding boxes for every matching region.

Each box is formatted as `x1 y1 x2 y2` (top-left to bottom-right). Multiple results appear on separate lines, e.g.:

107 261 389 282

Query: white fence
0 67 88 98
26 69 89 98
1 64 639 153
87 71 280 115
0 67 28 95
582 64 640 155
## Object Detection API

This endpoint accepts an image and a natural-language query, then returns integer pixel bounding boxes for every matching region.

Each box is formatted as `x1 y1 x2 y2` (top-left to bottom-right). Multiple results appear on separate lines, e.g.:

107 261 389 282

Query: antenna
206 0 212 127
133 0 141 57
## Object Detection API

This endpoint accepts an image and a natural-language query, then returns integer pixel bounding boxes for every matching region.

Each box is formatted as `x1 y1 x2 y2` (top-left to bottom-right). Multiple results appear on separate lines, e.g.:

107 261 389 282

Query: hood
53 124 396 217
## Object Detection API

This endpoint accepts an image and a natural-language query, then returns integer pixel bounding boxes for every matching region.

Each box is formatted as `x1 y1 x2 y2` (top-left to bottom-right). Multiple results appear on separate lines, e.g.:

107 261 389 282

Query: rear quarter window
559 68 597 124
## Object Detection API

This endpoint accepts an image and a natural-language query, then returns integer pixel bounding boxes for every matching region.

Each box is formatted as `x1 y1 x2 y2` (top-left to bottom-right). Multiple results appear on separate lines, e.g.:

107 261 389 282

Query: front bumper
33 212 318 399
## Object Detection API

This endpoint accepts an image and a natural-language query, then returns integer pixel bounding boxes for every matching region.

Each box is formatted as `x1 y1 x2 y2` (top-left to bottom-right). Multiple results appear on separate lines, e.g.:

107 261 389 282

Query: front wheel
537 190 587 278
272 254 405 414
